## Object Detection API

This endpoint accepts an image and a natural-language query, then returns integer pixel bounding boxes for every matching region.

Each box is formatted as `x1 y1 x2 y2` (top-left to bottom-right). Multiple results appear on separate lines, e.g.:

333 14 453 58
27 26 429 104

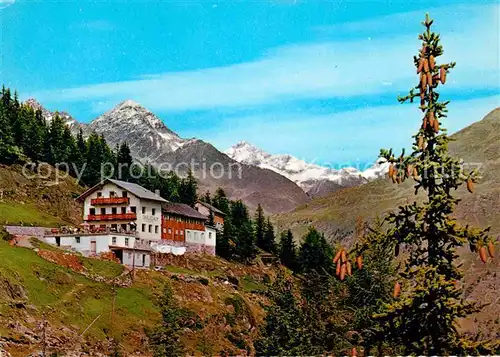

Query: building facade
44 232 151 267
161 202 217 255
79 179 166 242
43 179 218 265
194 201 225 230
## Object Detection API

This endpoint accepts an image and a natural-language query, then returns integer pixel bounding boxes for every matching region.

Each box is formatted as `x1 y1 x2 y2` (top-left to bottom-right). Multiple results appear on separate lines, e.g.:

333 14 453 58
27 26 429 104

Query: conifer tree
116 142 133 181
262 218 277 254
370 14 496 355
212 187 230 215
254 204 266 250
179 169 198 207
207 209 215 226
202 190 211 204
297 227 333 274
279 229 297 270
45 114 67 165
0 89 16 163
230 200 257 261
255 271 319 356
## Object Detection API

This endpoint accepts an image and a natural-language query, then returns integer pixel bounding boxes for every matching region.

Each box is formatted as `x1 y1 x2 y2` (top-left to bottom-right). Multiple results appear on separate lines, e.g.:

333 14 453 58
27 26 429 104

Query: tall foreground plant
370 14 496 354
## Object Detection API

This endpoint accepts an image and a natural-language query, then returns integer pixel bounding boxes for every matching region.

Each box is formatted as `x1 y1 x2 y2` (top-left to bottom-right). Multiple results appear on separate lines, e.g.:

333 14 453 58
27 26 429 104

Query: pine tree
0 89 16 163
254 204 266 250
279 229 297 270
116 142 133 181
212 188 230 215
371 14 496 355
207 209 215 226
81 132 105 186
262 218 277 254
230 200 257 262
202 190 211 204
74 127 87 177
255 270 320 356
179 169 198 207
45 114 67 165
297 227 333 274
216 216 235 259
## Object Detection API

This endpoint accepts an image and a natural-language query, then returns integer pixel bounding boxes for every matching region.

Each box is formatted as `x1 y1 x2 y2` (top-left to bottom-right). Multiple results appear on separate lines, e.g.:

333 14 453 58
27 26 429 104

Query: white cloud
31 3 499 113
0 0 15 10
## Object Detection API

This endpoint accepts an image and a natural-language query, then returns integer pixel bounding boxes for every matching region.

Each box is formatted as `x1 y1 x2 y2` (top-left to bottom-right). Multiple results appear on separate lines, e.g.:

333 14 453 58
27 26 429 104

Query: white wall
136 199 162 241
205 227 217 247
44 234 139 255
185 227 216 247
82 182 163 241
122 250 151 267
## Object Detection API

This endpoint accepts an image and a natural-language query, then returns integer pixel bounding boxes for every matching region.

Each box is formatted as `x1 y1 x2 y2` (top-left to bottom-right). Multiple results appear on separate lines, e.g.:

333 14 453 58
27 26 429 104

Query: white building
78 178 166 242
44 232 151 267
44 179 167 267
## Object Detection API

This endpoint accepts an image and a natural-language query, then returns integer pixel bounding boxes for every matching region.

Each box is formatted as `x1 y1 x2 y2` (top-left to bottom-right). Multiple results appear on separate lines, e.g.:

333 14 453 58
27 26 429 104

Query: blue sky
1 0 498 168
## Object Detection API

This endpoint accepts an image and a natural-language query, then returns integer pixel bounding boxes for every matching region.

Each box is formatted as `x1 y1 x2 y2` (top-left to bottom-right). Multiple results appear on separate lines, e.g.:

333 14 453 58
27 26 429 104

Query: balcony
86 213 137 221
91 197 130 205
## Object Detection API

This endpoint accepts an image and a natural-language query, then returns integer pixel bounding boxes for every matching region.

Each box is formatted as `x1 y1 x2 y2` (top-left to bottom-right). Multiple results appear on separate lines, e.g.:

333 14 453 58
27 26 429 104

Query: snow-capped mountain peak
225 142 389 197
24 98 79 130
88 100 186 155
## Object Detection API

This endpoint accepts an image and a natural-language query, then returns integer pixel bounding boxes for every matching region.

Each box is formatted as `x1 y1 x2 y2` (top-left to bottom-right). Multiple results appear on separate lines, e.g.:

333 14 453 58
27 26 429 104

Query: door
142 254 146 267
90 241 96 255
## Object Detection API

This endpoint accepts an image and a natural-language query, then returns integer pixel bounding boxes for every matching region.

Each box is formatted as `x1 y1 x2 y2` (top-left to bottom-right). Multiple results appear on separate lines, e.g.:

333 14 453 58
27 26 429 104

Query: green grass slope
0 164 83 226
0 229 271 356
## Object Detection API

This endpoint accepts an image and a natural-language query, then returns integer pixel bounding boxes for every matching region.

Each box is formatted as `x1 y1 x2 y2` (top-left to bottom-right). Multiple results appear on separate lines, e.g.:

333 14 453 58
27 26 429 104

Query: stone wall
4 226 48 239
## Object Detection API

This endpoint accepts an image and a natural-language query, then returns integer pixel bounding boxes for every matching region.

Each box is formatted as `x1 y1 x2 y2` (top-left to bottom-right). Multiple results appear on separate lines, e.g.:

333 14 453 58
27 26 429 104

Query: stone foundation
4 226 48 239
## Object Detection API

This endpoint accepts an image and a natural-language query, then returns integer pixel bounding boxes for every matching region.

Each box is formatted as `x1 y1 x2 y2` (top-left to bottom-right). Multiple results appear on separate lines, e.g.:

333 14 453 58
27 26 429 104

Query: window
89 208 95 215
155 226 159 234
130 206 136 213
152 208 156 216
122 191 128 198
121 207 126 214
142 224 146 232
111 224 117 231
75 237 80 243
128 252 132 260
163 228 166 233
112 207 117 214
100 208 106 215
180 230 184 235
112 237 117 244
175 230 179 235
110 191 116 197
148 225 152 233
97 192 102 197
209 232 212 239
121 224 127 231
168 228 172 234
142 207 146 214
125 238 129 246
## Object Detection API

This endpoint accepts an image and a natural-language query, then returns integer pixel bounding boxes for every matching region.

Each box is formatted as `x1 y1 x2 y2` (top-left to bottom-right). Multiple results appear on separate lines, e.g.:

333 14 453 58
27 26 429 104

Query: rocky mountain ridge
225 141 389 197
27 99 309 213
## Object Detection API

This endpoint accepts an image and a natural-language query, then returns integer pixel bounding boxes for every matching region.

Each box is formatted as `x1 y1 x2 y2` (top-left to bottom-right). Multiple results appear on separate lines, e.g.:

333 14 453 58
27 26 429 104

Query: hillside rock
24 98 83 134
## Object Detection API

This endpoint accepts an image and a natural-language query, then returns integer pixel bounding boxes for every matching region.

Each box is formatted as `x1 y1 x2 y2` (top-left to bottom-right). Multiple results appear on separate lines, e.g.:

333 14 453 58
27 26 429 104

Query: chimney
155 189 160 196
